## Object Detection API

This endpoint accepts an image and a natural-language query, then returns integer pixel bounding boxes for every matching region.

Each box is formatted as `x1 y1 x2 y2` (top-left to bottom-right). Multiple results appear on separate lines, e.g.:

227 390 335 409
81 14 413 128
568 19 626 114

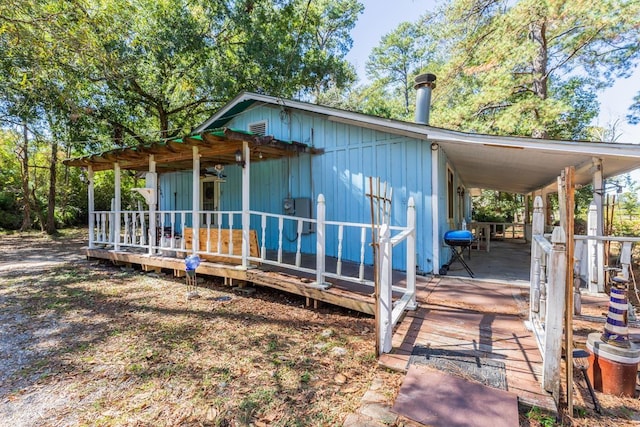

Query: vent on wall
249 120 267 136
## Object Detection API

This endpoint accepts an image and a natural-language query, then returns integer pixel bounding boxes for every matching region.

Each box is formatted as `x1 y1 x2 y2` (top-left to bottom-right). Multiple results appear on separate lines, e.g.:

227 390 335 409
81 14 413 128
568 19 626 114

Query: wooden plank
183 227 259 264
84 248 374 314
247 270 375 315
564 166 575 416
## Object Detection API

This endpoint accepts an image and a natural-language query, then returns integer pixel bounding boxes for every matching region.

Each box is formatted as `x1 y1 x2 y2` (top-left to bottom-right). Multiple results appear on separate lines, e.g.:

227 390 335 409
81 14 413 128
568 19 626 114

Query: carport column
192 146 200 255
587 201 600 293
148 155 157 255
524 194 531 243
592 158 605 291
541 188 552 230
431 143 440 273
114 162 121 251
88 166 95 249
241 140 250 268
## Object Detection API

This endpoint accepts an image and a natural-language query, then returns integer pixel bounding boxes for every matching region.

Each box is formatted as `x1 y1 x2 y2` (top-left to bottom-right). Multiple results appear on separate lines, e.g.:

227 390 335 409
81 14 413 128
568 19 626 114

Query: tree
425 0 640 138
1 0 364 231
67 0 363 146
365 21 432 114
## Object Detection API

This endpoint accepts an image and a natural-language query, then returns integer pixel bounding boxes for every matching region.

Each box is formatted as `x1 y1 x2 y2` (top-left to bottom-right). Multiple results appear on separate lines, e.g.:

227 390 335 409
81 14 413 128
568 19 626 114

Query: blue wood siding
159 104 476 273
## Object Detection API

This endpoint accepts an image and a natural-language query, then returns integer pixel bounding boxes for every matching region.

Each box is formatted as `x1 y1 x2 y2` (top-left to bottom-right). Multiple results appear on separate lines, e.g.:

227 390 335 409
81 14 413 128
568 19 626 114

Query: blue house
64 79 640 333
156 87 640 275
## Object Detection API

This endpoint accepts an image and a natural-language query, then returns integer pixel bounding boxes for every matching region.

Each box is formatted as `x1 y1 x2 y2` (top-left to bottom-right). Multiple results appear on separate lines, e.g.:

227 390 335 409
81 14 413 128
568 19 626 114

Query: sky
345 0 640 145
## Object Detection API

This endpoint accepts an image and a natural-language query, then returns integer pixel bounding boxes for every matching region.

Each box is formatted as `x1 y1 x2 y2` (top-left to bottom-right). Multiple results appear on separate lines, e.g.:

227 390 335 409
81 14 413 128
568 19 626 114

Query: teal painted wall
159 104 470 273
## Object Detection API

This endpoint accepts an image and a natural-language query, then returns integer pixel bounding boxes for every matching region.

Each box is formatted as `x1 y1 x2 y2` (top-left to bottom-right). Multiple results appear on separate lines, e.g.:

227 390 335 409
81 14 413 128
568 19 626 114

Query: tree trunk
46 140 58 234
530 19 549 139
31 187 45 232
159 107 169 139
19 121 32 231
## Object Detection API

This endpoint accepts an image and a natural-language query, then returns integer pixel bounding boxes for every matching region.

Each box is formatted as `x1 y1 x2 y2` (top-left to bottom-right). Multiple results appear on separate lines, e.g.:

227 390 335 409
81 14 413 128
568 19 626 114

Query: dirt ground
1 229 639 426
0 230 398 426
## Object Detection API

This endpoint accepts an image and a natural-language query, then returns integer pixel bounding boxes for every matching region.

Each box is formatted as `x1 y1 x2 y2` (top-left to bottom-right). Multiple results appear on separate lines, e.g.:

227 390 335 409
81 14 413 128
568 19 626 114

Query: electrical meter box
283 198 295 215
282 197 313 234
294 198 313 234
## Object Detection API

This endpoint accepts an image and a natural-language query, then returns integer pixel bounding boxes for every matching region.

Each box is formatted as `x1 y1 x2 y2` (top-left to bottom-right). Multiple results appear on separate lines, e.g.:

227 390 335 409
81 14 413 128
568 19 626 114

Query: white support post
574 240 584 315
530 196 544 322
109 199 115 244
114 162 121 251
587 201 599 293
621 241 633 280
241 140 250 268
378 223 393 354
431 144 440 273
192 146 200 255
406 197 417 309
87 166 95 249
315 194 326 286
592 158 605 291
542 226 567 398
148 155 157 255
540 188 550 232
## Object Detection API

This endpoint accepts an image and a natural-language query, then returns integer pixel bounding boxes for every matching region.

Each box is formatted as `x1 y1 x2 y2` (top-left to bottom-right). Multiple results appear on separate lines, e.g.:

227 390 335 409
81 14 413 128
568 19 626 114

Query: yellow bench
183 227 259 265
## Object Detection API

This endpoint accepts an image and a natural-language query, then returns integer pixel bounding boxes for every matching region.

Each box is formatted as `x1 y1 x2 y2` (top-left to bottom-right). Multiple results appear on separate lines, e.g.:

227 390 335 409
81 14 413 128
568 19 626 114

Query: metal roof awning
63 128 320 172
429 136 640 194
196 92 640 195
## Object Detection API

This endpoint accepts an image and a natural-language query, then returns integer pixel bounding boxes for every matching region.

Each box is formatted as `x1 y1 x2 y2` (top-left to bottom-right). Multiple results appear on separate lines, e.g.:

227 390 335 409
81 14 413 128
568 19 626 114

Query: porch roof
63 127 319 172
198 92 640 194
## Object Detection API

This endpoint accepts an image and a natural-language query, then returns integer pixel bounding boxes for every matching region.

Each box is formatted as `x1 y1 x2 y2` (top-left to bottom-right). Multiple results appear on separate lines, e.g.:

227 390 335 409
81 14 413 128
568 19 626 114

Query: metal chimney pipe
414 73 437 125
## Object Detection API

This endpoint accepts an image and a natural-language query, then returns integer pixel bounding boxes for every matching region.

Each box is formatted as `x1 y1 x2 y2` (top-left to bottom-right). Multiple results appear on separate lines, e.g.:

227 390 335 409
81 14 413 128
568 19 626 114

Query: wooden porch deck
85 247 381 315
380 275 557 412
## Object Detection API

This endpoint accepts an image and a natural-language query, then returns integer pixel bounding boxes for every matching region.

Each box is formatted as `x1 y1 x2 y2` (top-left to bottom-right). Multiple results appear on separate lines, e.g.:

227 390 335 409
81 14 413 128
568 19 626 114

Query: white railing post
192 146 200 255
315 194 326 286
573 240 585 314
592 158 605 291
114 162 121 250
378 224 393 354
406 197 417 309
336 225 344 276
621 241 633 280
148 156 157 254
87 166 95 249
108 205 114 245
542 226 567 397
530 196 544 322
359 227 366 280
260 214 267 259
241 141 250 268
587 201 600 293
124 213 130 244
277 217 283 263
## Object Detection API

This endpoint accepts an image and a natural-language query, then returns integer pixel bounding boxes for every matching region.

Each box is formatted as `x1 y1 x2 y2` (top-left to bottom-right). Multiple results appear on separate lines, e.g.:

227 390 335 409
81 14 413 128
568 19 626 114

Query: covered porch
64 127 418 355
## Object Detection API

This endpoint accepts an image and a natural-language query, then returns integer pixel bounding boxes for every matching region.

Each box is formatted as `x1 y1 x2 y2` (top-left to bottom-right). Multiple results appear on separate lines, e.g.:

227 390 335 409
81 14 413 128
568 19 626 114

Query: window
200 177 222 214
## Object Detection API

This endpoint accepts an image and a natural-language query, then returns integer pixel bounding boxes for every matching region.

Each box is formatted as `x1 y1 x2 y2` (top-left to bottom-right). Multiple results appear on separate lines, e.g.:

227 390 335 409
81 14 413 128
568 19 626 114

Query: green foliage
0 0 363 227
357 0 640 140
0 193 22 230
366 21 433 113
526 406 558 427
472 190 524 223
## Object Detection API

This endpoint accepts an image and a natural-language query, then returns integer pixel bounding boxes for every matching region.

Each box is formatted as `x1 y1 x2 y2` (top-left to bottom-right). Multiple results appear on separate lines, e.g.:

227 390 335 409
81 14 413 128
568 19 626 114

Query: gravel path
0 232 88 426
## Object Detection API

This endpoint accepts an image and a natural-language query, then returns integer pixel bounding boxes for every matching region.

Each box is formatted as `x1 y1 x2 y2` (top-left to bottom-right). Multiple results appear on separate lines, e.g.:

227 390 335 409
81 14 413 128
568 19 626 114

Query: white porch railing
88 194 417 354
572 200 640 293
528 195 639 402
528 196 567 399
